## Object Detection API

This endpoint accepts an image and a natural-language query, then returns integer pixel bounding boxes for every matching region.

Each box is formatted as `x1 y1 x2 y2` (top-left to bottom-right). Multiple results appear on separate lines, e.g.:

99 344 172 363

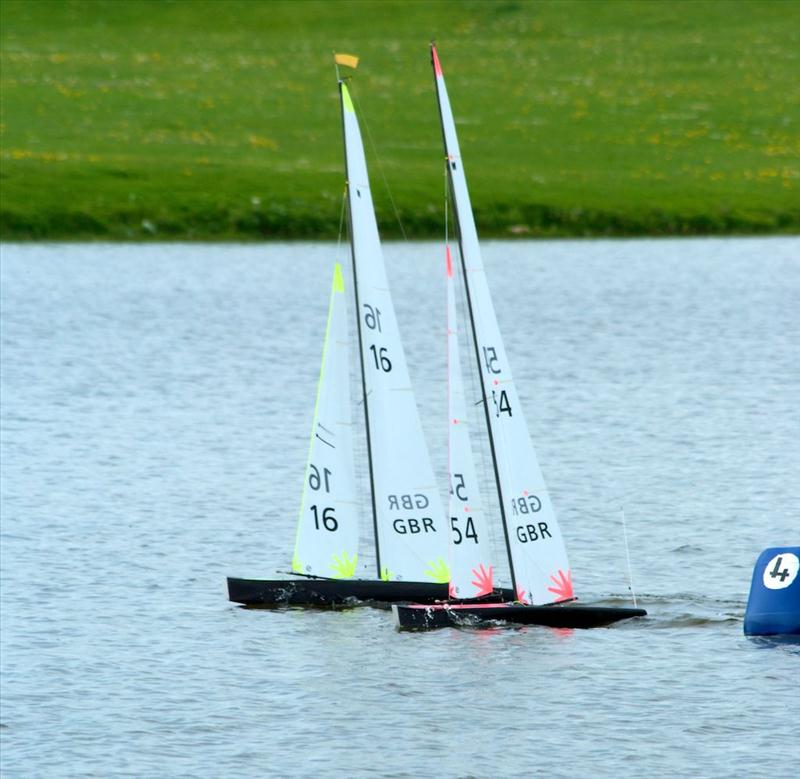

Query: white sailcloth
446 245 498 598
293 264 360 579
340 82 448 583
431 46 573 605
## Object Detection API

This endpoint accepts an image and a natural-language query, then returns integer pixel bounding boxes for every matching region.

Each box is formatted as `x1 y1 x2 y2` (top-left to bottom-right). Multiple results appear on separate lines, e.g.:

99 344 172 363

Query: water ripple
1 239 799 777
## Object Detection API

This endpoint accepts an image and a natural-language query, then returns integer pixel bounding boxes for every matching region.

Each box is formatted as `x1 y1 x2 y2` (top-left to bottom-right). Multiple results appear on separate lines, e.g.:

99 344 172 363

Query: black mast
430 44 518 597
337 77 382 579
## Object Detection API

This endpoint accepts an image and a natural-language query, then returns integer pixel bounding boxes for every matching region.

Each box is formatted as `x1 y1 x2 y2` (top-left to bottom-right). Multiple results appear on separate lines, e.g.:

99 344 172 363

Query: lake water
1 238 798 778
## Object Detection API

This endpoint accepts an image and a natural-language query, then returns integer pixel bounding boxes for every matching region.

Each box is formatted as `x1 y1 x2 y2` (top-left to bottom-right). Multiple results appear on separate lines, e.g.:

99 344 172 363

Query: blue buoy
744 547 800 636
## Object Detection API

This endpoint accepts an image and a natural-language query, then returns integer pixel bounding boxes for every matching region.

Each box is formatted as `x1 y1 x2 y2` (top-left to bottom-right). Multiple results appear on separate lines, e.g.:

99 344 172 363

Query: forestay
431 46 573 605
339 82 448 583
446 246 498 598
293 264 360 578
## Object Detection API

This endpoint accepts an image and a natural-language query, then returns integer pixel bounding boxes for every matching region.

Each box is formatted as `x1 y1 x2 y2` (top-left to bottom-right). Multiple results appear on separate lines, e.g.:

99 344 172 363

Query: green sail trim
425 557 451 583
330 551 358 578
341 83 355 114
332 262 345 293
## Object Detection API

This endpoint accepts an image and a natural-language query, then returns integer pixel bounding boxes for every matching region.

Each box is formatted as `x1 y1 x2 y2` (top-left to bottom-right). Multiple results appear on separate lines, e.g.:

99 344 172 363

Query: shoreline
3 208 798 242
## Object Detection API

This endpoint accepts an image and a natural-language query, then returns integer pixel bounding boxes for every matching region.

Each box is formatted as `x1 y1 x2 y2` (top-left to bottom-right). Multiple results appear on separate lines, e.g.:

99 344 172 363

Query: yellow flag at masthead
334 53 359 69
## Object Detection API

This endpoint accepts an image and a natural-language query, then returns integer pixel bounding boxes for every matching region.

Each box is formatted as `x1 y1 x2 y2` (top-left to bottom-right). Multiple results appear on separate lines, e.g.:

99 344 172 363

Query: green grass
1 0 798 240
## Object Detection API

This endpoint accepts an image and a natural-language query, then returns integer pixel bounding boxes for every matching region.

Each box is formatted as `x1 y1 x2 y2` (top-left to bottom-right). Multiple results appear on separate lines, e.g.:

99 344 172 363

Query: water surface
1 239 798 777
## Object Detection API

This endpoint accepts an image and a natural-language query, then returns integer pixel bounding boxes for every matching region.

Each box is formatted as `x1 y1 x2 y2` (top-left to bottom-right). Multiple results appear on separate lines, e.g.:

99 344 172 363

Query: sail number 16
363 304 383 332
364 304 392 372
369 345 392 372
310 505 338 531
308 464 331 492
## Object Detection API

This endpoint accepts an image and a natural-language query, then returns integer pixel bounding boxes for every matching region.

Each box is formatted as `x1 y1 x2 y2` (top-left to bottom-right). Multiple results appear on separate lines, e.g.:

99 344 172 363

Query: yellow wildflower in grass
183 129 215 146
248 134 278 150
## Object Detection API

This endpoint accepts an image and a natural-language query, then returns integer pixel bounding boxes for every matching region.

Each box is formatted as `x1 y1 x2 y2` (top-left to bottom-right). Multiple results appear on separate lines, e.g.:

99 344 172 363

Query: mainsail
293 264 360 578
339 81 448 584
431 45 573 605
445 245 498 598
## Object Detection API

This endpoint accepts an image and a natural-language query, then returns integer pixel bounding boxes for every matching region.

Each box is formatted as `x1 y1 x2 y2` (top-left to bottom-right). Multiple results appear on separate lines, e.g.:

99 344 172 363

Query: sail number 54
451 516 478 544
491 389 512 417
483 346 501 374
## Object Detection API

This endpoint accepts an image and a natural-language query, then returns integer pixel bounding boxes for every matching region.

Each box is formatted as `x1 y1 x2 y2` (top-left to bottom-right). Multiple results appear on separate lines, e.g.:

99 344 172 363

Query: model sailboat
393 45 647 629
228 62 453 607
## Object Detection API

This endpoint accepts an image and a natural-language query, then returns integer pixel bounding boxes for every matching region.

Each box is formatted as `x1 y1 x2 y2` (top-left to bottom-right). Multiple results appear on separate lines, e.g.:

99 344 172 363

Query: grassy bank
1 0 798 240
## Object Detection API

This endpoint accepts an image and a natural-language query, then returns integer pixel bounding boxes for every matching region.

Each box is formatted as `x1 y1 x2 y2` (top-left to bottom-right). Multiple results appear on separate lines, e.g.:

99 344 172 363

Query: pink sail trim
547 569 574 602
516 586 529 605
446 244 453 278
432 44 443 77
471 563 494 596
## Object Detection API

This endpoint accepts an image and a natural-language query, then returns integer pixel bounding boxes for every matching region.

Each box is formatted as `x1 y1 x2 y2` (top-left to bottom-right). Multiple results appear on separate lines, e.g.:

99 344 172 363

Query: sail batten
339 80 447 583
431 45 573 605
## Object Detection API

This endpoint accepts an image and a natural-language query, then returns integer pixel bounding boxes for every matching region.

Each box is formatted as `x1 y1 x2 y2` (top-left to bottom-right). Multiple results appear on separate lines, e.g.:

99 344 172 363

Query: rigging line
620 505 638 608
349 86 408 241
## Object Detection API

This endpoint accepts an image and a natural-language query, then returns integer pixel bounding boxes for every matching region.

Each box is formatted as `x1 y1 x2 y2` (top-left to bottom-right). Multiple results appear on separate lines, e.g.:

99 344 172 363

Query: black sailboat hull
227 576 450 607
393 602 647 630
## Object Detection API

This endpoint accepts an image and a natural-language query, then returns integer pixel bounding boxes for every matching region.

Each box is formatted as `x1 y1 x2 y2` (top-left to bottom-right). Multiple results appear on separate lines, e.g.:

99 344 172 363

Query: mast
338 58 448 585
430 44 573 606
338 77 382 578
431 44 518 596
445 244 498 597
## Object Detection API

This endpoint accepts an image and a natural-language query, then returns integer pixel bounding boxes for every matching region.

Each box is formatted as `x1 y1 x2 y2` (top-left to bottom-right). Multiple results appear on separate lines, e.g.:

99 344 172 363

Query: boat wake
619 592 742 629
